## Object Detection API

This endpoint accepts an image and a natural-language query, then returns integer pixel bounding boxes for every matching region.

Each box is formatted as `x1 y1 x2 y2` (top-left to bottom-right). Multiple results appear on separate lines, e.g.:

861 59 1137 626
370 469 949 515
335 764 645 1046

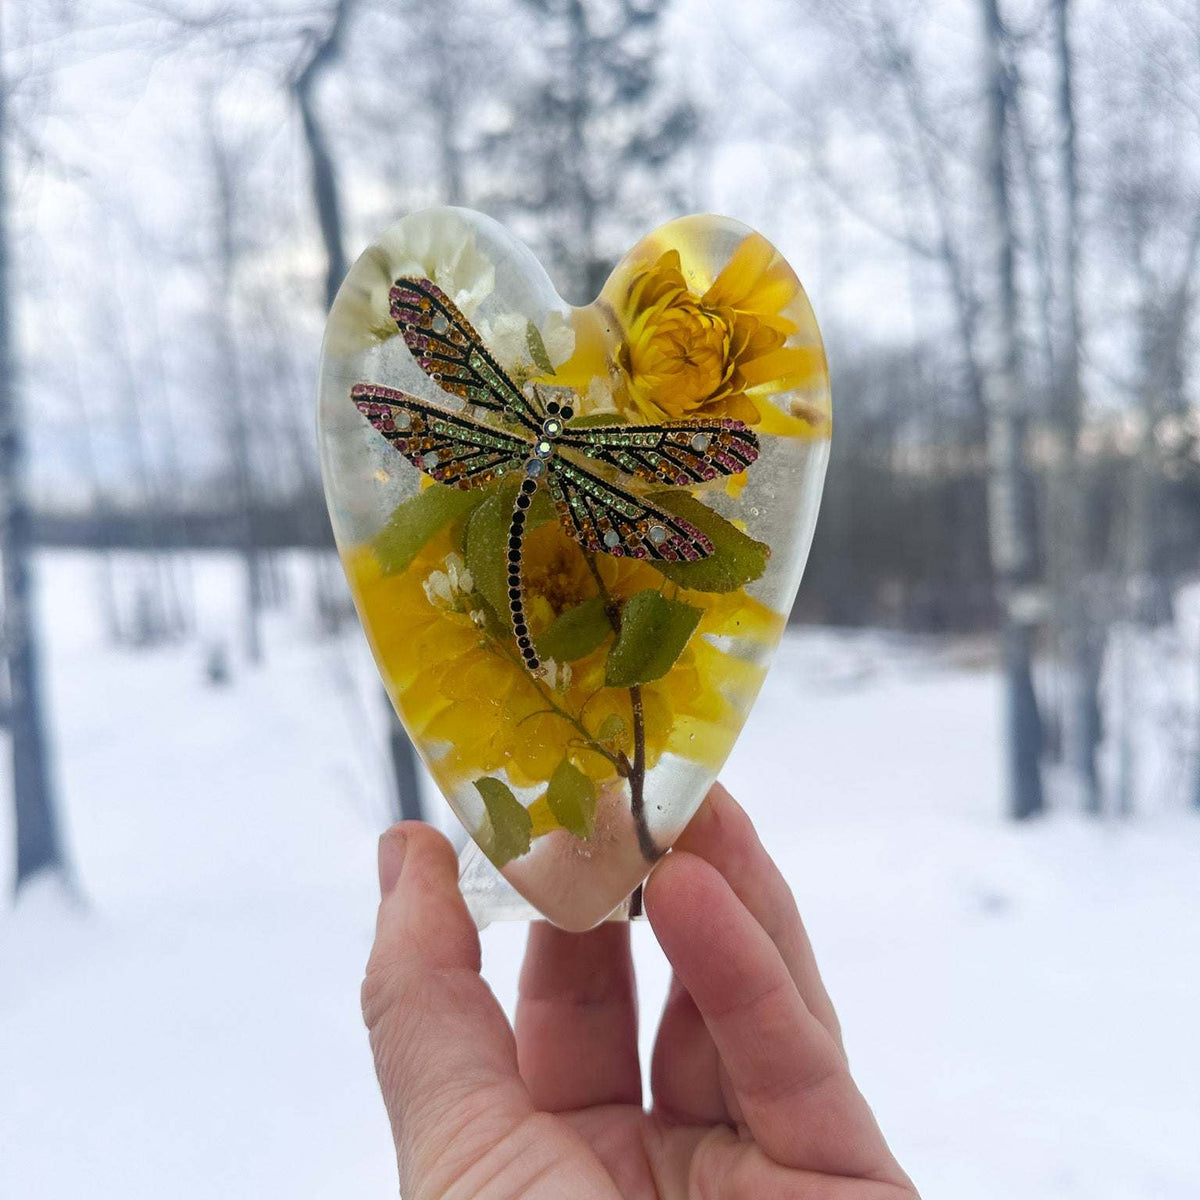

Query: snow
2 552 1198 1199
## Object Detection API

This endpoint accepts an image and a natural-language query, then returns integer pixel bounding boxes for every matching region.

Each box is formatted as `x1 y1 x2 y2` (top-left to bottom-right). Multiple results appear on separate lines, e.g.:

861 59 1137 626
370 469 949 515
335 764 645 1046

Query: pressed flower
346 512 779 802
607 232 828 436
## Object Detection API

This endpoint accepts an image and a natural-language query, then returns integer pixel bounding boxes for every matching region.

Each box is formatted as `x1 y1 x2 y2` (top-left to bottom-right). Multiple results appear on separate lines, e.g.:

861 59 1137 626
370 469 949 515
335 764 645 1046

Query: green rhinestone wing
555 417 759 486
546 456 715 563
351 383 530 490
388 277 544 433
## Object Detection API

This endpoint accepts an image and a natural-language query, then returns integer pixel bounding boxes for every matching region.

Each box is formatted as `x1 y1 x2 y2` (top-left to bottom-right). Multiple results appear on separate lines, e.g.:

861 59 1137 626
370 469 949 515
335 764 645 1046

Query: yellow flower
346 513 783 809
612 233 826 432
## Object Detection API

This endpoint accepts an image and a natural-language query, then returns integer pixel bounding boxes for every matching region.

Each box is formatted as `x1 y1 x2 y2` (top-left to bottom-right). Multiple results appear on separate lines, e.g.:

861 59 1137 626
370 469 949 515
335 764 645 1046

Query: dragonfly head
540 397 575 435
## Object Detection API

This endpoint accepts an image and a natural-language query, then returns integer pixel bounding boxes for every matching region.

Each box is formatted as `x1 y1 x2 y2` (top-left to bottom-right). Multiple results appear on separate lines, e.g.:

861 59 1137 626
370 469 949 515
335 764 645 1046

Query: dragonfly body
352 277 760 676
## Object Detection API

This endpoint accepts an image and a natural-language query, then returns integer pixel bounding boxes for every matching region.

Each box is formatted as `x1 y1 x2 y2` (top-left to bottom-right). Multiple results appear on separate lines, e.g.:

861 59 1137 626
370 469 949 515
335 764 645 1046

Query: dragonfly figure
352 277 760 676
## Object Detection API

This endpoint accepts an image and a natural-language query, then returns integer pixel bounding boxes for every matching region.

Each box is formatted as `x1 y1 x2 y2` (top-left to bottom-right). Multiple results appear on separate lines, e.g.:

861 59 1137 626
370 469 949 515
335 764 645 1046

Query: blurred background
1 1 1198 1197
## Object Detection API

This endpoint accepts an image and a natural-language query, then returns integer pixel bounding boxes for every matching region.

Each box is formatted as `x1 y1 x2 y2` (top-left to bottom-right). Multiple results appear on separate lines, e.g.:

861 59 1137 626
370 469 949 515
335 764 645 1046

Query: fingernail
378 828 408 897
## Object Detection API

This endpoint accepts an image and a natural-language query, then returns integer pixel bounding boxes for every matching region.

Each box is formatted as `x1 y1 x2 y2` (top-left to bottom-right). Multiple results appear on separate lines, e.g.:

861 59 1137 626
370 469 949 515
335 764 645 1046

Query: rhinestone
422 451 439 468
535 439 553 459
647 525 669 546
525 458 546 477
603 529 620 548
690 432 710 452
560 405 574 419
542 418 562 437
394 412 412 430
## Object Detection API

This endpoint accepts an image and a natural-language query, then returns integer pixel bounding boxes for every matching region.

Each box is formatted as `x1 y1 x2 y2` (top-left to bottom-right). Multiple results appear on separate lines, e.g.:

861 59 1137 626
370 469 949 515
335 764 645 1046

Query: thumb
363 824 533 1196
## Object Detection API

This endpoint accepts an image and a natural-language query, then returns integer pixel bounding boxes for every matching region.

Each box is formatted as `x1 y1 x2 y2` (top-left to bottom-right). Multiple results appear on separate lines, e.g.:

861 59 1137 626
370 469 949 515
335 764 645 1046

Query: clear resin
318 207 830 931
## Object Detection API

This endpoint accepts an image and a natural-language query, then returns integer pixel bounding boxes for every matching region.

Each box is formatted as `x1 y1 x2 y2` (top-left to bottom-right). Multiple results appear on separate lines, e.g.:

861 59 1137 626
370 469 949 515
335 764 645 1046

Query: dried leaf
534 595 612 662
371 485 487 575
605 589 702 687
474 777 532 866
526 320 555 374
648 490 770 593
546 757 596 839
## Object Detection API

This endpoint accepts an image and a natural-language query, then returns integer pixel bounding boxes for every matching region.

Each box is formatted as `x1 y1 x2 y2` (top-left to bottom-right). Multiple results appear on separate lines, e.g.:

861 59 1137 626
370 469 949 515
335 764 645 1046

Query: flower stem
582 550 659 862
498 642 626 774
628 683 658 862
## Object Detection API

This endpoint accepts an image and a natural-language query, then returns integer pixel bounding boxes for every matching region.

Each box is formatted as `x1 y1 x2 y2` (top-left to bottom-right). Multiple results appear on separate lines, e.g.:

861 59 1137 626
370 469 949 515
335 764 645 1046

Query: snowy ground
2 553 1198 1199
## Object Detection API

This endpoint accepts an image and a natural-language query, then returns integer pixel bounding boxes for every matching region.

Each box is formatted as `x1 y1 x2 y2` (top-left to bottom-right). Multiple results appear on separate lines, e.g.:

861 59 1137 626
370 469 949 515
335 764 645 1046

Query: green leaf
596 713 626 744
371 484 488 575
474 777 532 866
463 480 554 619
648 490 770 593
546 758 596 839
564 411 628 428
526 321 555 374
605 589 702 688
534 595 612 662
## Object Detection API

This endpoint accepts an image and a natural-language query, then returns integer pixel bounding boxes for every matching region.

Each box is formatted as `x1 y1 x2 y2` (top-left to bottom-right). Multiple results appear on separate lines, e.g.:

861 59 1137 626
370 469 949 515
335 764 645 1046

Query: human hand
362 783 917 1198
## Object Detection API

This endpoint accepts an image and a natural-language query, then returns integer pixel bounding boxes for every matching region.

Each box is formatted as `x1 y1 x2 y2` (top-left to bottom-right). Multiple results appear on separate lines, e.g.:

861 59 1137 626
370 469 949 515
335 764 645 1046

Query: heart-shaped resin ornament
319 208 830 931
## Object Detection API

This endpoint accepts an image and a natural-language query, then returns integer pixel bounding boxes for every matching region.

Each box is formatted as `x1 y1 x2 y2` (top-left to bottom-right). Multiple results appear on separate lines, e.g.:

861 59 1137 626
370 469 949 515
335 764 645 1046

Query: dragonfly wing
547 457 714 562
388 277 543 433
352 382 530 489
556 417 759 486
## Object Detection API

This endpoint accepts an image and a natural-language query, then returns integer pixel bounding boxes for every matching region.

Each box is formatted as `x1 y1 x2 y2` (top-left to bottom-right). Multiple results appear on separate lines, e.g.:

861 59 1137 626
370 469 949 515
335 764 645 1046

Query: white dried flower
475 312 528 368
422 552 477 612
422 570 454 610
324 210 496 357
540 659 572 692
540 311 576 366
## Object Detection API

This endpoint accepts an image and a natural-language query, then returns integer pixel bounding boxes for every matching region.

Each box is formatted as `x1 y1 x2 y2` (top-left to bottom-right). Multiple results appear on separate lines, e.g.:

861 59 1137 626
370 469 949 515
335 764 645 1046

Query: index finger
674 783 843 1052
646 851 908 1185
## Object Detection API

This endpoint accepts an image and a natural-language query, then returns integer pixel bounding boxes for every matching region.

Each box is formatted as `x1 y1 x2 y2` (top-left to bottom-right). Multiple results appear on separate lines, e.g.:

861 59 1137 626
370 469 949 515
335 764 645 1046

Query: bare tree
1049 0 1103 814
207 105 264 665
979 0 1044 819
0 8 65 891
291 0 423 822
495 0 698 301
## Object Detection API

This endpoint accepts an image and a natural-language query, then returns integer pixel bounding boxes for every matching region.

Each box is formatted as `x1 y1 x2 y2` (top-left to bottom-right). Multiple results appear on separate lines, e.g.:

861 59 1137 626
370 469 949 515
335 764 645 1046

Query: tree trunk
427 20 465 207
1051 0 1104 814
292 0 424 823
0 12 66 891
208 117 264 665
980 0 1045 820
565 0 599 300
